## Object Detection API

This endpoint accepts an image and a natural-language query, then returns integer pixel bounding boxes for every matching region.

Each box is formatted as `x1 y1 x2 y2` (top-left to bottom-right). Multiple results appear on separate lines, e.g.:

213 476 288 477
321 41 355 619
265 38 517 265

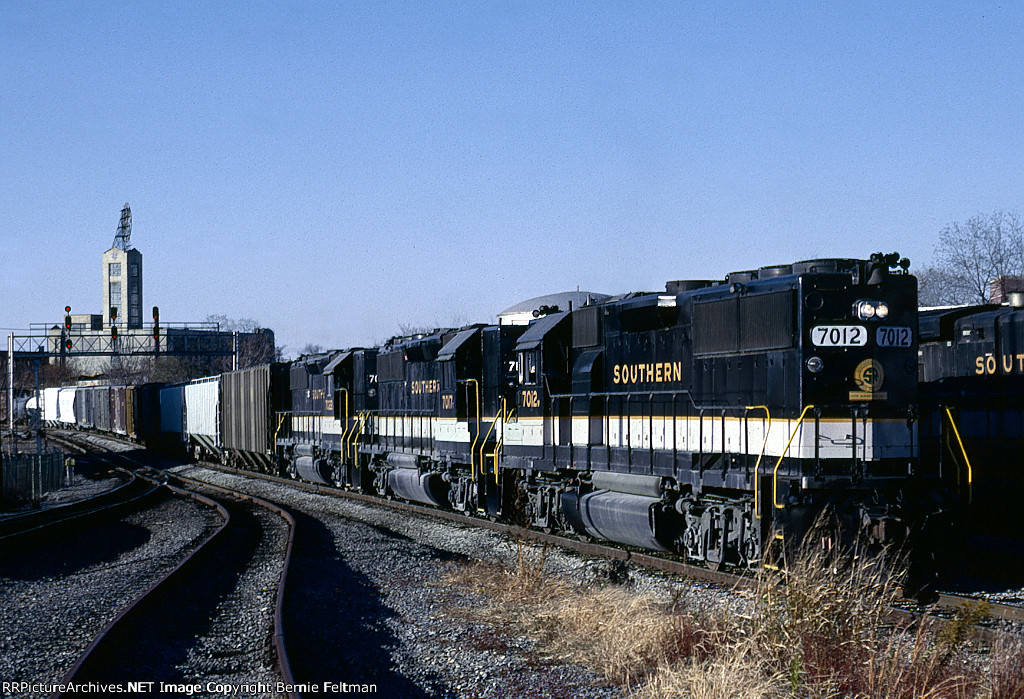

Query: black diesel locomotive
919 297 1024 583
269 252 939 569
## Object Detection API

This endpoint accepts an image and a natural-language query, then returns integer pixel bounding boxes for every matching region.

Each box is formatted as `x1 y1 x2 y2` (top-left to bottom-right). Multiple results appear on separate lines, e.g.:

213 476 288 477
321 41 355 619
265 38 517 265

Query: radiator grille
693 290 794 355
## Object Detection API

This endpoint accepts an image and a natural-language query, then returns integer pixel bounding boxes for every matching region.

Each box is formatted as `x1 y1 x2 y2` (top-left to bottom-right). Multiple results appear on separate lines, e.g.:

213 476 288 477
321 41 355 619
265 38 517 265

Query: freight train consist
34 253 958 571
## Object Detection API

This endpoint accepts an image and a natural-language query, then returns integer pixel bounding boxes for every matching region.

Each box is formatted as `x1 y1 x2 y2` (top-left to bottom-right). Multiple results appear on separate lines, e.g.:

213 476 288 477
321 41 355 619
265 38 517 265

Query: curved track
47 434 298 699
197 457 1024 636
52 429 1024 660
0 453 163 544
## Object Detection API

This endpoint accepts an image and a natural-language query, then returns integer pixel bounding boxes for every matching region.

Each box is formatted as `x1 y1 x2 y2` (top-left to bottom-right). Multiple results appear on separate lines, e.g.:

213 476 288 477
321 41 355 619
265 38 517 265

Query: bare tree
204 314 263 332
924 211 1024 305
298 343 325 357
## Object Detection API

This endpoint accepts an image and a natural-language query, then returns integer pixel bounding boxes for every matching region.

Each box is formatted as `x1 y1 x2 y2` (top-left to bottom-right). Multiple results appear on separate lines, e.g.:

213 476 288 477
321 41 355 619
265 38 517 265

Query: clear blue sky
2 2 1022 354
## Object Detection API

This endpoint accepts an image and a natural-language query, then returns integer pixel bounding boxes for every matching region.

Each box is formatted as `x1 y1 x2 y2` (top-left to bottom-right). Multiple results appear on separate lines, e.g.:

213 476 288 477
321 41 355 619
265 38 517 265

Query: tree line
917 211 1024 306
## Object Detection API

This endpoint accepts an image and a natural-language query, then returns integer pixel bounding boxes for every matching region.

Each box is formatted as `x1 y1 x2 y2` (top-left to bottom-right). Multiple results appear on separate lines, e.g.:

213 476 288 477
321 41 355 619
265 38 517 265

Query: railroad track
54 430 1024 641
45 434 298 699
192 457 1024 638
0 450 163 544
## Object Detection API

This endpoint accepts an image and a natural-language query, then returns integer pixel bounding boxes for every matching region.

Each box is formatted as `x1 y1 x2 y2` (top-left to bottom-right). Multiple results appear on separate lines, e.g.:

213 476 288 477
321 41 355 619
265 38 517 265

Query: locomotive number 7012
811 325 867 346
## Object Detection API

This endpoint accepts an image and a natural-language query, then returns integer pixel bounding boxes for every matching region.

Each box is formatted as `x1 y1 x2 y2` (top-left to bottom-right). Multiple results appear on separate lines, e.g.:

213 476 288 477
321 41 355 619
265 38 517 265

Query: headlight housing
806 356 824 373
854 300 889 321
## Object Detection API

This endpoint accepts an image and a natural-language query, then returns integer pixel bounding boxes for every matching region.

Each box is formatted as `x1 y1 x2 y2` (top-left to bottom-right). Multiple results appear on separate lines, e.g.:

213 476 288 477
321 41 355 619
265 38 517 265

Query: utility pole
7 332 14 454
7 333 13 433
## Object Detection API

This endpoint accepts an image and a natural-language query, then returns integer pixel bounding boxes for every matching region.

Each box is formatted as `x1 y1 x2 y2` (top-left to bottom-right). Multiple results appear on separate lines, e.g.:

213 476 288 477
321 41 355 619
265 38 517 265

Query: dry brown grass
438 537 1024 699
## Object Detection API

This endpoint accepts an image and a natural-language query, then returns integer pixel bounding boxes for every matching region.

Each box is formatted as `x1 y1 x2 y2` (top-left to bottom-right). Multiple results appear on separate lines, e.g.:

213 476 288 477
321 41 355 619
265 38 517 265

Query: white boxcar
185 375 221 458
57 388 78 425
40 387 59 423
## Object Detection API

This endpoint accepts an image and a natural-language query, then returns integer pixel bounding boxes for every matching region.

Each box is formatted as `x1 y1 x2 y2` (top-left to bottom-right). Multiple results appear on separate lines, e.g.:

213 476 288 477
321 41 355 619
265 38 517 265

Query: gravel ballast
172 464 751 698
0 492 222 698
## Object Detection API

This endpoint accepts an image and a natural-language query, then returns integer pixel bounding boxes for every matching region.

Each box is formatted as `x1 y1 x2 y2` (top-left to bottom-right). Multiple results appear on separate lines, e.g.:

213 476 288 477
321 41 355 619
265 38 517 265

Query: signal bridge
8 324 239 359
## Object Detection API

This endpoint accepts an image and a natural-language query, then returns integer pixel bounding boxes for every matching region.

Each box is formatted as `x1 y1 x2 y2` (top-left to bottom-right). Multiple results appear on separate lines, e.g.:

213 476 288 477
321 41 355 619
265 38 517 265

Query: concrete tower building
102 204 143 329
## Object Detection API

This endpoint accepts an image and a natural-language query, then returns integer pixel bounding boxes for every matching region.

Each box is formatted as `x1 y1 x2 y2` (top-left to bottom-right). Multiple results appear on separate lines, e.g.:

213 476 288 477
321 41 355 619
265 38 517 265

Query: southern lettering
410 380 440 394
970 356 1024 376
975 353 1024 376
612 362 683 385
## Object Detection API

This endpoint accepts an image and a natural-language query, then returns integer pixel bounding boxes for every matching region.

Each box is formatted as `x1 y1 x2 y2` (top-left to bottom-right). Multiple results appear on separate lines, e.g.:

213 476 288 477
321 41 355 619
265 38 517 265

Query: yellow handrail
350 412 366 459
943 407 973 503
478 407 502 479
337 388 350 460
773 404 815 509
478 397 509 479
744 405 772 519
461 379 481 481
491 397 508 478
273 412 288 444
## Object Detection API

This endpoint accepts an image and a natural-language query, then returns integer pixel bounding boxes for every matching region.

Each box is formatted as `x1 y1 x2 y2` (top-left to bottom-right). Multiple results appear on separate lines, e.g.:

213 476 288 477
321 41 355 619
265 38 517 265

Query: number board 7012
810 325 913 348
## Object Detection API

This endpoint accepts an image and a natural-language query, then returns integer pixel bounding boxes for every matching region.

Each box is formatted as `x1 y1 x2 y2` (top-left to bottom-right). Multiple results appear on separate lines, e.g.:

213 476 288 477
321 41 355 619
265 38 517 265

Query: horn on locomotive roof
867 251 908 285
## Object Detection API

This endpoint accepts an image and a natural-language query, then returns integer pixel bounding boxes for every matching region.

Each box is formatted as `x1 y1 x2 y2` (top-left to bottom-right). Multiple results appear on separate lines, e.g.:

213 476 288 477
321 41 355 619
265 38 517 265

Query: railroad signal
153 306 160 340
111 325 118 340
110 306 118 322
64 339 72 351
64 305 72 331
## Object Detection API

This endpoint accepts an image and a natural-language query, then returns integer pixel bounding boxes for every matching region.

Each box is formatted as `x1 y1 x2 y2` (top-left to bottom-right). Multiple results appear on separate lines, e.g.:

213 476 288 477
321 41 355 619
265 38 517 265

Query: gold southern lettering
974 353 1024 376
612 362 682 385
410 380 440 395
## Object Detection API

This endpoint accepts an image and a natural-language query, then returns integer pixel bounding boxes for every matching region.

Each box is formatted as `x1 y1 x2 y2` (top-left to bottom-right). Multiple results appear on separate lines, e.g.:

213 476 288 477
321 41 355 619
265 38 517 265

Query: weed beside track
440 543 1024 699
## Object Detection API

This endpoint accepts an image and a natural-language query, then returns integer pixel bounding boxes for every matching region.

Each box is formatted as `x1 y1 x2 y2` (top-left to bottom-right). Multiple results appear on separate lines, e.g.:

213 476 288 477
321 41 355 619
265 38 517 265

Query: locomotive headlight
806 356 824 373
854 299 889 321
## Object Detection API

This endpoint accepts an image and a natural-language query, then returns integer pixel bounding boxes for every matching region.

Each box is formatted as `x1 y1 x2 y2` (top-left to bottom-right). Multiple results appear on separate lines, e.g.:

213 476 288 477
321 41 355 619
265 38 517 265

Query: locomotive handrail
458 379 482 482
341 413 356 461
350 412 367 460
744 405 772 519
943 406 973 504
491 397 508 477
773 404 815 509
547 388 701 410
336 389 350 460
273 413 288 444
477 402 502 482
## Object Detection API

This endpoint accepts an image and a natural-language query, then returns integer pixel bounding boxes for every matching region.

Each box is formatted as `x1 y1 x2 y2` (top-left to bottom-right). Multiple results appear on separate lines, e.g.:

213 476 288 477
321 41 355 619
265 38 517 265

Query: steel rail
51 431 300 698
162 468 299 697
51 483 230 699
199 458 1024 635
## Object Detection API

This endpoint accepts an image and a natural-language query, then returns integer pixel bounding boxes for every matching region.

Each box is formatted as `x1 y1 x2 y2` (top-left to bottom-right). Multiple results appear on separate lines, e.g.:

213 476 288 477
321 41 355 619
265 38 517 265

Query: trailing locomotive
40 252 947 572
919 296 1024 583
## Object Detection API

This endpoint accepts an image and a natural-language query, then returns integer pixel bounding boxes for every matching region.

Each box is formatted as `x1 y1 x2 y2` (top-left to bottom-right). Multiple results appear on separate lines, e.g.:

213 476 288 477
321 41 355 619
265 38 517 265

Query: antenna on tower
113 203 132 250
